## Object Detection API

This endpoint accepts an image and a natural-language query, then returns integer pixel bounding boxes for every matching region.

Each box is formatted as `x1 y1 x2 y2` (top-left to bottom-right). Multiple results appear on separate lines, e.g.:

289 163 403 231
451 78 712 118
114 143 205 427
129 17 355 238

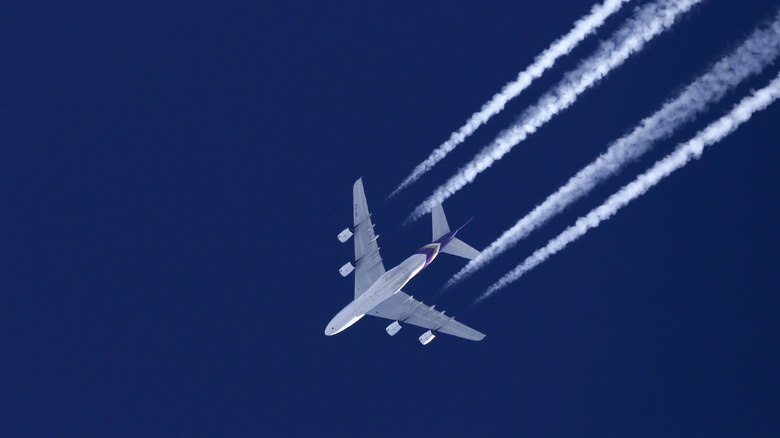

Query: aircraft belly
325 302 366 335
326 254 428 336
399 254 428 278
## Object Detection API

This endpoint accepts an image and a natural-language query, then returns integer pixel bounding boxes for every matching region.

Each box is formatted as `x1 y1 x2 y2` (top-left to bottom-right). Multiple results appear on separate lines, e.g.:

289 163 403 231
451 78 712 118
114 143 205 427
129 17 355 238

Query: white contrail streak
408 0 702 223
447 15 780 288
389 0 632 198
476 72 780 303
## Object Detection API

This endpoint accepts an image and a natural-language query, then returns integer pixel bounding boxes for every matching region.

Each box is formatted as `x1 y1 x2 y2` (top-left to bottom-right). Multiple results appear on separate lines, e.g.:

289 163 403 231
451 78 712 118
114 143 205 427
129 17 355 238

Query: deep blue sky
3 1 779 436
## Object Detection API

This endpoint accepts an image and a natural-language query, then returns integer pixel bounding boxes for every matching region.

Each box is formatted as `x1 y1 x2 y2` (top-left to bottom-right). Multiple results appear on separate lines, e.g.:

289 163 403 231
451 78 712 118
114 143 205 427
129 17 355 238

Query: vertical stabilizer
432 203 450 241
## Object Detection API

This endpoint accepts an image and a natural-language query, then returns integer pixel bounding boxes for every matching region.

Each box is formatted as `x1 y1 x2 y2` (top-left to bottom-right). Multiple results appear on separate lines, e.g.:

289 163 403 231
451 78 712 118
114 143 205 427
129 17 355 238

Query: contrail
476 71 780 303
447 14 780 288
408 0 702 223
389 0 632 198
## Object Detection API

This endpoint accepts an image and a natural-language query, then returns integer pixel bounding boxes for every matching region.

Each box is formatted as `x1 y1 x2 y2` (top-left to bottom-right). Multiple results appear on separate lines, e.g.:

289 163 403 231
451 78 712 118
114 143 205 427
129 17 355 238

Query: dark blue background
3 1 778 436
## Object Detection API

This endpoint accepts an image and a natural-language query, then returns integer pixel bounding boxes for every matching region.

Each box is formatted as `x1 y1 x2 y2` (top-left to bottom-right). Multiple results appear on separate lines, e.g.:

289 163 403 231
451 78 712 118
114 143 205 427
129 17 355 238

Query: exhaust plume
408 0 702 223
448 14 780 288
389 0 632 197
477 72 780 303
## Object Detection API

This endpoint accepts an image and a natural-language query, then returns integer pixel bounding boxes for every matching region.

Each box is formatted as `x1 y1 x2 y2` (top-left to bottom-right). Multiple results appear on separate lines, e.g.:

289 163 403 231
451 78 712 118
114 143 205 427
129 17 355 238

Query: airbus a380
326 178 485 345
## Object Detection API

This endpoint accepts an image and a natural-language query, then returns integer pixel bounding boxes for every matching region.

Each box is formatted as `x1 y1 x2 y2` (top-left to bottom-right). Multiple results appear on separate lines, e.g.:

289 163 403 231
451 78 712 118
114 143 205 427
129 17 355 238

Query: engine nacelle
339 261 355 277
337 227 354 243
419 330 436 345
386 321 402 336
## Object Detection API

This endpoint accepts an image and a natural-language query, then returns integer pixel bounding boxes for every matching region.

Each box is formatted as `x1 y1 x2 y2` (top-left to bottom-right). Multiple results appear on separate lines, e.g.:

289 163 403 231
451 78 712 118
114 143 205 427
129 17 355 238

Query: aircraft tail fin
432 203 450 241
441 237 480 260
432 202 480 260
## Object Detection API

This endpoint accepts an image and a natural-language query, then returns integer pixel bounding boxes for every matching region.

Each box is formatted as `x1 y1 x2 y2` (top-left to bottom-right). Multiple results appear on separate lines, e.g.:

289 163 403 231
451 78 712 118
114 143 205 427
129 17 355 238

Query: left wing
352 178 385 298
368 291 485 341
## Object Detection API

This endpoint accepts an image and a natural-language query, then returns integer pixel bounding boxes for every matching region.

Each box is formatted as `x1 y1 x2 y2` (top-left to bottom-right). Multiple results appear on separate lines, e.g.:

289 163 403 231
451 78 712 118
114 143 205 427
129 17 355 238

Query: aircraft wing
367 291 485 341
352 178 385 299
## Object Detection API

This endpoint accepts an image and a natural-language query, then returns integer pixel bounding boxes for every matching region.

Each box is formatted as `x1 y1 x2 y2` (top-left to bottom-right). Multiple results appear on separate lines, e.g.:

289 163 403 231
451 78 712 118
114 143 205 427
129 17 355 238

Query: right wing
352 178 385 299
368 291 485 341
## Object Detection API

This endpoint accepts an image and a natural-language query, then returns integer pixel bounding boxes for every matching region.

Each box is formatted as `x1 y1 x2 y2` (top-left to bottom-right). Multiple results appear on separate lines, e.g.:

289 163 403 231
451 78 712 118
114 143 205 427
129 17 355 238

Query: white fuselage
325 253 429 335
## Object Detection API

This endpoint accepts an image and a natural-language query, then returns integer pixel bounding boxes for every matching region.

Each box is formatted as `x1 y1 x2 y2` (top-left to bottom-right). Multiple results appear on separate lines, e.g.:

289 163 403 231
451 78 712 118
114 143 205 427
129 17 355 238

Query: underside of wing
367 291 485 341
352 178 385 298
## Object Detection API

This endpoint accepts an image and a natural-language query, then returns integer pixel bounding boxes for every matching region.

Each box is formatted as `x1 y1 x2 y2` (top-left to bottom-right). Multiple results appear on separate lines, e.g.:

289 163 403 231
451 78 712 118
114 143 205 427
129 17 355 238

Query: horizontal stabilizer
442 237 480 260
432 203 450 241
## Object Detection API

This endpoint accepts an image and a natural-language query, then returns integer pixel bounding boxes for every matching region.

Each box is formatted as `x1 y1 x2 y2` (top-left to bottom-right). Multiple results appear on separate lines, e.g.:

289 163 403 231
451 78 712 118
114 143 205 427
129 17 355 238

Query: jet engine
339 261 355 277
419 330 436 345
386 321 402 336
337 227 354 243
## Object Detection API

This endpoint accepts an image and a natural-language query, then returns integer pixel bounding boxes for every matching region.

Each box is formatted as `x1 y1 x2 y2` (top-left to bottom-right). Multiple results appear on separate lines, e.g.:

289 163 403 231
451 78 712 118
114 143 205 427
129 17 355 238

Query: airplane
326 178 485 345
